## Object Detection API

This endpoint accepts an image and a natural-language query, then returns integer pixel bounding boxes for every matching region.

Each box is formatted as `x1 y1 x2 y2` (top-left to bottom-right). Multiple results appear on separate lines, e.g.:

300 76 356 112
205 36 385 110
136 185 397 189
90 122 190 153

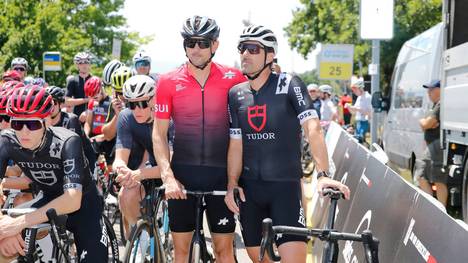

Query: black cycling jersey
66 74 91 117
0 127 93 198
228 72 318 181
55 111 96 173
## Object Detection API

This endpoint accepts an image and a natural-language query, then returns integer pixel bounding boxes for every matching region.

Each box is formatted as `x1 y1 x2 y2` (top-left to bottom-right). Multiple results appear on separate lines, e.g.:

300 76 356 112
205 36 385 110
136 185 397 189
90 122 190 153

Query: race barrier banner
309 122 468 263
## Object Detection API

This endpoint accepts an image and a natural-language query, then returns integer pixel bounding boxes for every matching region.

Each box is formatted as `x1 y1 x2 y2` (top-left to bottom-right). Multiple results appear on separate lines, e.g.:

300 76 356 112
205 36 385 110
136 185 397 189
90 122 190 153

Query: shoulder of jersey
229 81 249 95
0 129 15 141
66 75 77 83
213 62 244 80
49 126 79 140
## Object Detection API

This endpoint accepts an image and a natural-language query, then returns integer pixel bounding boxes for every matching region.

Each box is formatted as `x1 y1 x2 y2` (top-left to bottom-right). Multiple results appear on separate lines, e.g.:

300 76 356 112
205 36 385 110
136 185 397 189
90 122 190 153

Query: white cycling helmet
102 59 124 86
319 84 333 95
181 15 220 40
11 57 29 69
123 75 155 100
307 83 318 91
73 52 92 64
350 76 364 89
133 50 152 64
238 25 278 54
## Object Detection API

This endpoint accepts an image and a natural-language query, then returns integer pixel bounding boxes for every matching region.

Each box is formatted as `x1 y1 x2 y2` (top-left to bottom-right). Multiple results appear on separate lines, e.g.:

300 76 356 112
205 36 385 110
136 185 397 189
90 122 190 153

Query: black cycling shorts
168 164 235 233
239 179 308 247
32 186 108 262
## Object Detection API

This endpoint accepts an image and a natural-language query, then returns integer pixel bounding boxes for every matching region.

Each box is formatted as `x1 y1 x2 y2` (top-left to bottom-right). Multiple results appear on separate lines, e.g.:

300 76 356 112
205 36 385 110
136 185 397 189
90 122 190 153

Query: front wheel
123 220 153 263
103 215 120 262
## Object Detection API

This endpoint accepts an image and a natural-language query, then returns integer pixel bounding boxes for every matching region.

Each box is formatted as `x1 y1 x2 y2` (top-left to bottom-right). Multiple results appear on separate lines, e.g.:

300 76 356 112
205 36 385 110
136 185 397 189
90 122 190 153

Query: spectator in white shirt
345 76 372 142
319 84 338 130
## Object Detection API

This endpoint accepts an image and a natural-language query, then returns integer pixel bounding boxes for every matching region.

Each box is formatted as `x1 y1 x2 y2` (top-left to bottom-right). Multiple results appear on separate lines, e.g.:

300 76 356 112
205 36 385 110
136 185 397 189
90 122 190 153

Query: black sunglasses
126 100 150 110
184 38 211 49
237 43 263 55
135 60 151 68
13 67 26 72
0 115 10 123
10 119 43 131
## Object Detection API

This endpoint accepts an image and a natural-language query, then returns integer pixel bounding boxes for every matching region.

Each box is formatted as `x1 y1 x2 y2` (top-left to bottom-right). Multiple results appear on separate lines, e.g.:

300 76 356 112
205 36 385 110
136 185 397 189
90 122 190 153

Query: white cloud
123 0 317 74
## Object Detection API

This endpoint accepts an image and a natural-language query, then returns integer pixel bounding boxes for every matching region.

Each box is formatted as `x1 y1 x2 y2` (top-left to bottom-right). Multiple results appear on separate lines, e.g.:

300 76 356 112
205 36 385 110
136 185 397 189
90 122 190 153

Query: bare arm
65 97 89 107
227 139 243 189
102 115 118 141
84 110 93 137
419 116 439 131
303 118 329 173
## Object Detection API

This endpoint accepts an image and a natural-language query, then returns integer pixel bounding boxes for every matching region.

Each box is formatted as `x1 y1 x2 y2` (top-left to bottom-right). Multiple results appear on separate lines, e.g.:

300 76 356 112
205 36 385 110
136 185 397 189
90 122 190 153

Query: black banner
311 124 468 263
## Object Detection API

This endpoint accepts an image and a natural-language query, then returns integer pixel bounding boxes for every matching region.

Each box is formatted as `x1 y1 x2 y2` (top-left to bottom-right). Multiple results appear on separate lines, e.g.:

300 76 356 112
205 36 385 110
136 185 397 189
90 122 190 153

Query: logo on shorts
31 170 57 186
217 217 229 226
247 104 267 132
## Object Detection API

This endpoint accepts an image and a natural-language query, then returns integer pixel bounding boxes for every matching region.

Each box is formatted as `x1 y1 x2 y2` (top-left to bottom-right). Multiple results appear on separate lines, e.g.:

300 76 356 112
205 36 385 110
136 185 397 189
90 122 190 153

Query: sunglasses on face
13 67 26 72
184 38 211 49
237 43 263 55
135 61 151 68
76 61 90 65
0 115 10 123
10 119 43 131
126 100 150 110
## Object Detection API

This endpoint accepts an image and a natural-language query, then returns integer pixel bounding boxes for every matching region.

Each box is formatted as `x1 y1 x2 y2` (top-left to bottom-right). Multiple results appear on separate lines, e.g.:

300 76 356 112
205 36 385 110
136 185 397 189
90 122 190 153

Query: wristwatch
316 171 329 179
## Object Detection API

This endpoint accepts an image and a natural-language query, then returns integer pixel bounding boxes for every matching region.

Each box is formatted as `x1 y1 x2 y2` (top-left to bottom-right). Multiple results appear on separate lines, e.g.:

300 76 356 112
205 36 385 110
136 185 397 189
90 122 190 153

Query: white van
382 23 443 172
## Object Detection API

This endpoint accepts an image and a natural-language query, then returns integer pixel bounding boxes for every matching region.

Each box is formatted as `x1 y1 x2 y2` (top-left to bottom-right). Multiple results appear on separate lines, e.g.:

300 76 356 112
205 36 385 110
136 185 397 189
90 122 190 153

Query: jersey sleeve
67 114 83 135
115 111 133 150
228 88 242 140
287 75 318 125
61 136 86 191
87 99 94 111
155 78 173 119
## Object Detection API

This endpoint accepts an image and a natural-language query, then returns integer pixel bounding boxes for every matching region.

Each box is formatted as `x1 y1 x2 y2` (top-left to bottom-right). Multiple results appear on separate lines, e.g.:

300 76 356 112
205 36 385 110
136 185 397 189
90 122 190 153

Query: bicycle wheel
159 201 173 262
103 215 120 262
120 212 127 246
190 242 201 263
123 220 153 263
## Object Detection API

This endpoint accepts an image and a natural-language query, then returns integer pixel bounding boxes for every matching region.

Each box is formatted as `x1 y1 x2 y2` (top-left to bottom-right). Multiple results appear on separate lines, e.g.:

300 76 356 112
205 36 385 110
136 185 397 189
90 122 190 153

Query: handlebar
183 190 227 196
259 219 379 263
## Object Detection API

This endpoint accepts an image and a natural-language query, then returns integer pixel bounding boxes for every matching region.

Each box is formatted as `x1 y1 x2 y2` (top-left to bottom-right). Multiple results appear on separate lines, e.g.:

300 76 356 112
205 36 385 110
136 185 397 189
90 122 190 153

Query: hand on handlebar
317 177 350 200
163 174 186 200
224 186 245 215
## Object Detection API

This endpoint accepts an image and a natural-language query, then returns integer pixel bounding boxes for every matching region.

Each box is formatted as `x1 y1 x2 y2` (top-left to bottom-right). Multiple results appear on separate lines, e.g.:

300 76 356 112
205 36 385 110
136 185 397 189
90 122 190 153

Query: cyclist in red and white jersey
153 15 246 263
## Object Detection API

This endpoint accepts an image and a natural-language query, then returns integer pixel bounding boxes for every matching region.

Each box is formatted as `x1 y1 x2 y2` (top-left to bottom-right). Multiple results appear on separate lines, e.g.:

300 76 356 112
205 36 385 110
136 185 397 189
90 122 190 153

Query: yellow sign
319 62 353 80
318 44 354 80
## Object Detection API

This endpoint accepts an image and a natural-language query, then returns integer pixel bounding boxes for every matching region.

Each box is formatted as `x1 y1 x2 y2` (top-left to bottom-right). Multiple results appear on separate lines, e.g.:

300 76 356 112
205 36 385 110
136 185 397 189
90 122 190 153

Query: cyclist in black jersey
47 86 97 175
65 52 92 120
224 25 350 263
0 84 107 261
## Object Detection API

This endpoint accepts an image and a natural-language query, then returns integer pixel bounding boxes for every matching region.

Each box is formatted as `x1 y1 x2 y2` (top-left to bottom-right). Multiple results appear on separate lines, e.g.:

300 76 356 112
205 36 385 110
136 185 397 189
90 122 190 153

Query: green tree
285 0 442 93
0 0 150 86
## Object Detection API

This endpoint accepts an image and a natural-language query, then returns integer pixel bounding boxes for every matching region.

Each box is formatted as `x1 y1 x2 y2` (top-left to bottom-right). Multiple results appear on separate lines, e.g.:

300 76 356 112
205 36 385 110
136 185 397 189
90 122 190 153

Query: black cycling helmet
181 15 220 40
46 86 66 103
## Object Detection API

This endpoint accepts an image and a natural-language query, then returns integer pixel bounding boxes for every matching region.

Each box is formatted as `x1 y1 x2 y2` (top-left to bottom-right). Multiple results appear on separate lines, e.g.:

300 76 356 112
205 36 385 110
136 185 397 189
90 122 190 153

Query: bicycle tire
123 220 154 263
191 242 201 263
103 215 120 262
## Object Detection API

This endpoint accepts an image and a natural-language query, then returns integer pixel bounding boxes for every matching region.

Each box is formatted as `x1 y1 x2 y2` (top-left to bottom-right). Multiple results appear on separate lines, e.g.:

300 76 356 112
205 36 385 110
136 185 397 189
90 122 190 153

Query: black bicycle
259 188 380 263
184 189 241 263
123 182 173 263
1 207 120 263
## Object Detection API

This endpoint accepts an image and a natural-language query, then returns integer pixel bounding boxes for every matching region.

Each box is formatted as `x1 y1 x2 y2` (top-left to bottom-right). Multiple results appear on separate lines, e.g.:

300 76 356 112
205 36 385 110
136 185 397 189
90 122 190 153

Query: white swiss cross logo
223 71 236 79
217 217 229 226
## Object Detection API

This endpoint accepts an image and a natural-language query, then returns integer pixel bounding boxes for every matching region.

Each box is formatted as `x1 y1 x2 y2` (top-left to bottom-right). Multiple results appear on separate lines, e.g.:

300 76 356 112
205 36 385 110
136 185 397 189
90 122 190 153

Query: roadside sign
318 44 354 80
43 52 61 71
360 0 394 40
